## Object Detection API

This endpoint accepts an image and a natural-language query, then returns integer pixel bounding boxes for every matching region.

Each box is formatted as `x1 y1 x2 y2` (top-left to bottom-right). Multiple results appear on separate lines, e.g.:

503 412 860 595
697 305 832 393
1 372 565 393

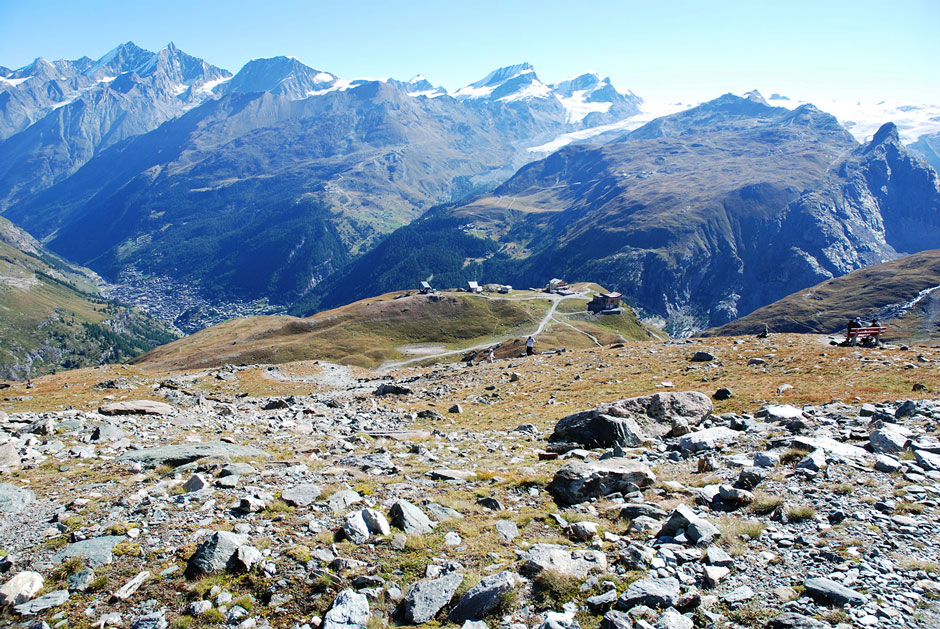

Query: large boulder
550 392 712 446
549 458 655 505
550 411 648 447
449 571 517 623
398 571 464 624
519 543 608 578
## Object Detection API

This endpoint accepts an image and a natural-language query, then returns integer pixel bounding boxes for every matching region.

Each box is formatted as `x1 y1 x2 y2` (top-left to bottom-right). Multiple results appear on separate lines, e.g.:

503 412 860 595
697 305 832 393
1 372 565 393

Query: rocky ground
0 334 938 629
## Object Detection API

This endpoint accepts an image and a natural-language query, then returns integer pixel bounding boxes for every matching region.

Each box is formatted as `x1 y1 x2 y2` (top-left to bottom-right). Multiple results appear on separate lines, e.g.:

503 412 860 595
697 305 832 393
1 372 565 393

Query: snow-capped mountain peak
454 62 550 101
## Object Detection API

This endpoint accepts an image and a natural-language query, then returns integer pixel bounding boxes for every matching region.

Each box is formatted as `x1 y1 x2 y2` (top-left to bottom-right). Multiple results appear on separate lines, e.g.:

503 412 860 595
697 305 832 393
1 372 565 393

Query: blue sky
1 0 938 105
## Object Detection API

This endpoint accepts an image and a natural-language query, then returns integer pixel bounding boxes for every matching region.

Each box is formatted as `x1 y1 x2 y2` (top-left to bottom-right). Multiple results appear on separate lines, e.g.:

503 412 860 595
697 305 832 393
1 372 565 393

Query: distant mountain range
1 42 938 338
296 95 940 334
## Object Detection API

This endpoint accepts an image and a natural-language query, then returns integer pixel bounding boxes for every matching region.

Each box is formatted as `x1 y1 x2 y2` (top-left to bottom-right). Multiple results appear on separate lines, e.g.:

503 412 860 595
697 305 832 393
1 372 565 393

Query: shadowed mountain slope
296 95 940 334
705 249 940 342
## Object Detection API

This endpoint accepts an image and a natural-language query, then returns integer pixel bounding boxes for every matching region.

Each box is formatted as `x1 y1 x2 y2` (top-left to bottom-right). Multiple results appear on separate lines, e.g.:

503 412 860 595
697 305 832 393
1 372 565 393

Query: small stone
281 484 322 507
796 450 826 472
803 576 867 606
448 571 517 623
703 565 729 587
722 585 754 604
183 474 209 493
495 520 518 542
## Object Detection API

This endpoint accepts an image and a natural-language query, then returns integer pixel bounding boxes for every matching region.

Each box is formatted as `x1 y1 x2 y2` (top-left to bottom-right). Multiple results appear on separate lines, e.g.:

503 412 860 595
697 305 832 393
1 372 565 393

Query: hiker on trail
487 348 495 363
526 336 535 356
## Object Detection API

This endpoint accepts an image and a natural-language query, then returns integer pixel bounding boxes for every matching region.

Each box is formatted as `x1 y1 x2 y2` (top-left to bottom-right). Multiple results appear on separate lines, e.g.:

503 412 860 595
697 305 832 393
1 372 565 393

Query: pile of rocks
0 360 938 629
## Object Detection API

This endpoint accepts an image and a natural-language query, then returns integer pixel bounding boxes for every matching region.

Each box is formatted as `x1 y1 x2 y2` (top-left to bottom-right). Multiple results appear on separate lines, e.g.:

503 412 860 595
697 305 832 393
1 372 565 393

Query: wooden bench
846 326 886 345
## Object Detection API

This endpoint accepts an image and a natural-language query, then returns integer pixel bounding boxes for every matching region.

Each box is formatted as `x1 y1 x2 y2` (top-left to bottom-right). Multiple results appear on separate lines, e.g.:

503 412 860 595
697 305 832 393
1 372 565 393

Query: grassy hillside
136 284 660 371
0 217 178 380
705 249 940 341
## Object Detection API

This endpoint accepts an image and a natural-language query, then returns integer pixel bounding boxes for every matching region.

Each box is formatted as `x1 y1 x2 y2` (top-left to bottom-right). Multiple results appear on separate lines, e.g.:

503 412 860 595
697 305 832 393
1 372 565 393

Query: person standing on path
526 336 535 356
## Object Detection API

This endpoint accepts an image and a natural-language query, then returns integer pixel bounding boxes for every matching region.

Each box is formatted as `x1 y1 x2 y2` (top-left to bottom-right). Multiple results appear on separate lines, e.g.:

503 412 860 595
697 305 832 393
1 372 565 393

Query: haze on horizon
1 0 938 108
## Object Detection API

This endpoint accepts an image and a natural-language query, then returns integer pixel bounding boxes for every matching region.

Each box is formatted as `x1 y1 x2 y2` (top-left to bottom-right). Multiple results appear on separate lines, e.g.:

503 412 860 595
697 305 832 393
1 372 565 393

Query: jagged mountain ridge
294 95 940 334
1 44 645 311
0 44 643 212
0 42 231 209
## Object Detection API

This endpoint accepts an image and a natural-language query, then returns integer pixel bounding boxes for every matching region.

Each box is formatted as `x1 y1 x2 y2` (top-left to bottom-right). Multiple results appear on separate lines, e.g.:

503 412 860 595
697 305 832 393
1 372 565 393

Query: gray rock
656 610 693 629
389 500 434 534
520 543 608 578
117 442 268 468
327 490 362 514
91 423 127 442
324 589 369 629
66 568 95 592
691 351 715 362
495 520 518 542
131 611 169 629
601 610 634 629
281 483 322 507
722 585 754 604
803 576 867 606
914 449 940 471
620 503 668 521
789 436 870 463
233 545 262 572
99 400 174 416
869 428 909 454
219 462 256 477
186 531 249 577
426 503 464 521
736 466 767 489
765 612 831 628
53 535 124 567
753 452 780 468
0 443 20 467
0 571 43 606
587 589 619 611
183 474 209 493
874 454 902 473
705 546 733 567
677 427 739 453
398 571 464 624
448 571 517 622
657 505 717 543
462 622 489 629
13 589 68 615
374 383 413 396
616 577 680 610
549 458 656 506
550 411 649 448
0 483 34 513
895 400 918 418
552 392 712 446
796 449 826 472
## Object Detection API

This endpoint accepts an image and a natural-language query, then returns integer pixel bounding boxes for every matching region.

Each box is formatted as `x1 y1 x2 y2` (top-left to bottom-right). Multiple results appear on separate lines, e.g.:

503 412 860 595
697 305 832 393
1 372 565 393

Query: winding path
377 290 591 372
